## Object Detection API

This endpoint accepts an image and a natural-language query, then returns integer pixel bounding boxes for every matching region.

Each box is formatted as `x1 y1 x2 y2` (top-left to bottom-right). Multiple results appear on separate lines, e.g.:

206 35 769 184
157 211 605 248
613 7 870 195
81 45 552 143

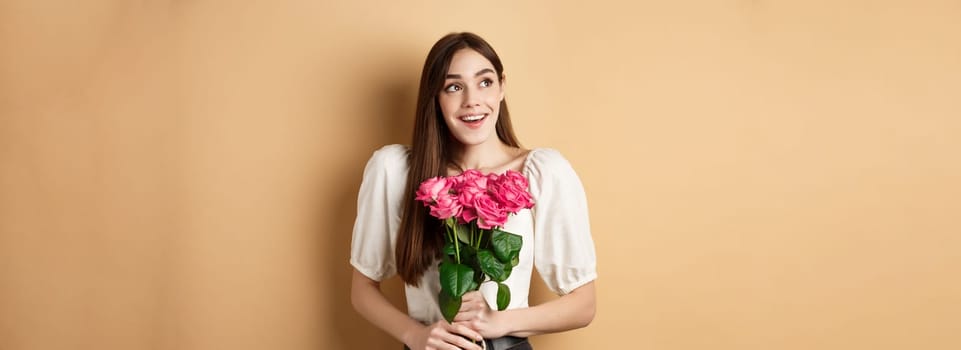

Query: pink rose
450 169 482 190
415 176 451 204
501 170 530 191
458 183 487 206
473 196 508 229
489 171 534 213
429 191 462 220
456 173 488 207
490 183 533 213
459 169 484 182
463 171 488 191
454 170 488 224
459 207 478 224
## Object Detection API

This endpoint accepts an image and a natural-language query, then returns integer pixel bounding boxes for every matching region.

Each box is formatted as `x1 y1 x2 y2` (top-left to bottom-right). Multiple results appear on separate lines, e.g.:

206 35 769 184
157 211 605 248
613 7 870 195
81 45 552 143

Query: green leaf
439 262 474 297
443 242 456 256
496 282 511 311
491 229 522 263
473 264 486 285
496 257 514 283
438 289 461 323
456 225 471 244
477 250 507 282
459 243 477 259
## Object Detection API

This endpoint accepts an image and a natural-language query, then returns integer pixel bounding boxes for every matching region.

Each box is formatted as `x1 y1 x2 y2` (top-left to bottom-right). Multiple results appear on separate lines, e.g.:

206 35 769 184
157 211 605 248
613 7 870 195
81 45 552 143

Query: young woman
350 32 597 350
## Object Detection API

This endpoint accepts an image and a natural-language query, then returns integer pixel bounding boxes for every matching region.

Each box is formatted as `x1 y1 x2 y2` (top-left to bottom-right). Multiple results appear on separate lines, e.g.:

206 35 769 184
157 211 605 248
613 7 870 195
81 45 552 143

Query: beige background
2 1 959 349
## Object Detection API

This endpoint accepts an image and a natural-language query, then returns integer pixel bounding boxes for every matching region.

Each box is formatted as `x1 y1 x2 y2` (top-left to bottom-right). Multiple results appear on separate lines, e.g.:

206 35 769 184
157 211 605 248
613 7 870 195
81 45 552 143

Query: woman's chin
453 135 495 147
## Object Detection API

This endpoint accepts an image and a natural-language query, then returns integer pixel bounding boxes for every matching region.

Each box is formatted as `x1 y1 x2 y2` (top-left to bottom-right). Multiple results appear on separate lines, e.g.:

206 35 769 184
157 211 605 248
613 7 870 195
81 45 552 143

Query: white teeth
461 114 485 122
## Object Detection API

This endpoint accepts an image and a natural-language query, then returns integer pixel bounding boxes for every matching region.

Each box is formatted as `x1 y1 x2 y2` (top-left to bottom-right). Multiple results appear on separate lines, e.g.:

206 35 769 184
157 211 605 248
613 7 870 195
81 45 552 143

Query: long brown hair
396 32 522 285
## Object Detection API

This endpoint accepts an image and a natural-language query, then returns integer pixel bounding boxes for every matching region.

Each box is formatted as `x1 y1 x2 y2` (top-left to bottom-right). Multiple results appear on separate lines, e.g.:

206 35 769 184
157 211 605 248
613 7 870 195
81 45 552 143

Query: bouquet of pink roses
415 169 534 322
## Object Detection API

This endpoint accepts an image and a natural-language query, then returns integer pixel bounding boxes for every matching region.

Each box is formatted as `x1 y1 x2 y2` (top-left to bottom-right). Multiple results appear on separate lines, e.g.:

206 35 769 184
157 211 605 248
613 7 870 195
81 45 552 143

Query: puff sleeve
349 145 409 281
526 149 598 295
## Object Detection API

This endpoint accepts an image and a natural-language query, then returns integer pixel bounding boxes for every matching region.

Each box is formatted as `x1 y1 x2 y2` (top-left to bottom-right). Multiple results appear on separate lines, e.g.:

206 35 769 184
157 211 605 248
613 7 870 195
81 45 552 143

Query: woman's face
438 48 505 148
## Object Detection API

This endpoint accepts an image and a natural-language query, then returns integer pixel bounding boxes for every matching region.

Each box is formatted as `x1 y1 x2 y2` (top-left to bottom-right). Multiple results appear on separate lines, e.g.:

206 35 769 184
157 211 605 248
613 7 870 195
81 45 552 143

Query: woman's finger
452 309 477 322
440 323 482 350
426 324 472 350
452 322 484 342
458 293 487 312
461 291 484 303
448 335 482 350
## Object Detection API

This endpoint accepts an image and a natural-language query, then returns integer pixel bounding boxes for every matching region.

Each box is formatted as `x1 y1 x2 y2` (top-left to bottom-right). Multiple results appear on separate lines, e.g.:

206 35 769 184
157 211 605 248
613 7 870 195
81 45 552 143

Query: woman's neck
450 141 524 174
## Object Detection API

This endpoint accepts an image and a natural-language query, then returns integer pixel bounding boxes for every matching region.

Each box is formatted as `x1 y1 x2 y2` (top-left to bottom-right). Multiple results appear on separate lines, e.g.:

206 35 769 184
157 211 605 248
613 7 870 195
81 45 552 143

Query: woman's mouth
459 114 487 129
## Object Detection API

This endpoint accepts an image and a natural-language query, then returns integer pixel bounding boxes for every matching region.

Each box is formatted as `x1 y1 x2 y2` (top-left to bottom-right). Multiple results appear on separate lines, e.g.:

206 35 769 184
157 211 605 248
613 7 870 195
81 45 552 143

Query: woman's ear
499 74 507 101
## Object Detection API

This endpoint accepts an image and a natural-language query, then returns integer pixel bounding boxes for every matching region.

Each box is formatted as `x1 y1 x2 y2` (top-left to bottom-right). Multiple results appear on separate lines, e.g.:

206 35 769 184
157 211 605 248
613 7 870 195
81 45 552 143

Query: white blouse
350 144 597 324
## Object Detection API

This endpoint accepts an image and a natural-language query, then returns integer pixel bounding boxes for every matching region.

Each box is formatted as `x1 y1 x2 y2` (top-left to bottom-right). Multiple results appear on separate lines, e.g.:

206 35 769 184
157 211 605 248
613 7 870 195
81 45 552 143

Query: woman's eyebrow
445 68 495 79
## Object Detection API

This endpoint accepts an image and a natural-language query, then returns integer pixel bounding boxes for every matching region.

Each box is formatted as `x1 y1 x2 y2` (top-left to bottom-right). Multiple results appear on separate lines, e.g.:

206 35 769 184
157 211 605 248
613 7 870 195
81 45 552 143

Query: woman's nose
462 89 480 107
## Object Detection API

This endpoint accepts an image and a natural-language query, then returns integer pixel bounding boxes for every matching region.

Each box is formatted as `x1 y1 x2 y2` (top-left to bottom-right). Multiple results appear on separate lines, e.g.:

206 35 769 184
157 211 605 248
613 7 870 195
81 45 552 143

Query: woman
350 32 597 350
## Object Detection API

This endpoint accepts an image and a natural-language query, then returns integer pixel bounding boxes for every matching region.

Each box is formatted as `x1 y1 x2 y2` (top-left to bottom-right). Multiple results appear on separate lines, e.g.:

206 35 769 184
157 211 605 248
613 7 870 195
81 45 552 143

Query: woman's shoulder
524 147 575 173
364 144 410 173
523 147 585 189
370 143 409 158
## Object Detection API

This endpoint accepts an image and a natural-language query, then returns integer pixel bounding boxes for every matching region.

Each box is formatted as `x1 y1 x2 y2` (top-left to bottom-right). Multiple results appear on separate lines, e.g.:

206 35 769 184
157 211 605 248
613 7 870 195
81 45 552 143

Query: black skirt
403 336 532 350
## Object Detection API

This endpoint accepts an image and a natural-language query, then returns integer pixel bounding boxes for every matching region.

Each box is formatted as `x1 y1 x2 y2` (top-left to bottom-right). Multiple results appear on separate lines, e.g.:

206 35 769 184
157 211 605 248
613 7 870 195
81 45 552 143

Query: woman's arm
453 280 596 338
350 268 485 350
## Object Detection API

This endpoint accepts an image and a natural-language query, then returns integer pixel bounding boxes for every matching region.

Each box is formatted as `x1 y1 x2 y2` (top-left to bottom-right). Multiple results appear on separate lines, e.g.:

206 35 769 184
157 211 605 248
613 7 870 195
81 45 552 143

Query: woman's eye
445 84 461 92
480 79 493 87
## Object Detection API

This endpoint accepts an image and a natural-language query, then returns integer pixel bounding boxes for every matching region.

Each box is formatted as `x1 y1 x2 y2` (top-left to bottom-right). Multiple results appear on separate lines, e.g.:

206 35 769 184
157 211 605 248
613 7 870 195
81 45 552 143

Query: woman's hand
453 291 510 339
352 269 484 350
404 320 484 350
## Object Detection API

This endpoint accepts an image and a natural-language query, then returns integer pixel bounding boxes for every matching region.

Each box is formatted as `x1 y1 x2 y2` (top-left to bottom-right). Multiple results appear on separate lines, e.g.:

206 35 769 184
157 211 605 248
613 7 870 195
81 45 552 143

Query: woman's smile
459 113 488 128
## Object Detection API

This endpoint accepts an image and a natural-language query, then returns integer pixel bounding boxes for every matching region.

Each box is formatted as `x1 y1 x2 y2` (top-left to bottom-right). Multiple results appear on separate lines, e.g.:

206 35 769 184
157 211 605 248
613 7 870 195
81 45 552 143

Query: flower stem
469 224 474 246
446 222 453 243
476 229 484 250
453 224 461 264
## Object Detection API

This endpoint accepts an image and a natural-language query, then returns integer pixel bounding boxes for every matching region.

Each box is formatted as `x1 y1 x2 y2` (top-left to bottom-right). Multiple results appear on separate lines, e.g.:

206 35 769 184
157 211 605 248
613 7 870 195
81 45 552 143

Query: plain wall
1 1 959 349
